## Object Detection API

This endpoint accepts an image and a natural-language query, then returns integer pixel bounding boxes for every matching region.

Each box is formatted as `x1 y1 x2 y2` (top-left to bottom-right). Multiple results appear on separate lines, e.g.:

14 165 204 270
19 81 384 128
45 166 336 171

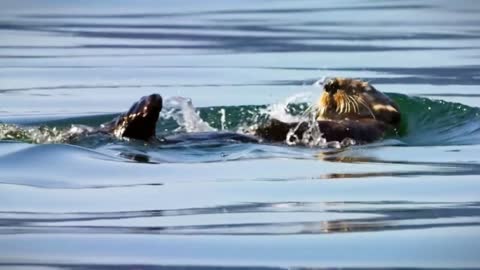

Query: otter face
113 94 163 140
317 78 401 126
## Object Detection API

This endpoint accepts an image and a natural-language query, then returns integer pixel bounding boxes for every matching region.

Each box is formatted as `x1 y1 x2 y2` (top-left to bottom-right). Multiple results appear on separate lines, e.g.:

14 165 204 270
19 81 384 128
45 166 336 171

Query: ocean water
1 0 480 269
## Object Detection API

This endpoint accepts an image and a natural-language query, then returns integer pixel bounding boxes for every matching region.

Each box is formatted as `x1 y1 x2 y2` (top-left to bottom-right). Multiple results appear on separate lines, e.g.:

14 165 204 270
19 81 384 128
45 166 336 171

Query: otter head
113 93 163 141
317 77 401 126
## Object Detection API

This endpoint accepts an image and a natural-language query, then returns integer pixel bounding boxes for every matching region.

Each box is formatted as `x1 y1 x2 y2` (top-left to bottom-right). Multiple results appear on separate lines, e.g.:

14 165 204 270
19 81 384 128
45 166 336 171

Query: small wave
391 93 480 145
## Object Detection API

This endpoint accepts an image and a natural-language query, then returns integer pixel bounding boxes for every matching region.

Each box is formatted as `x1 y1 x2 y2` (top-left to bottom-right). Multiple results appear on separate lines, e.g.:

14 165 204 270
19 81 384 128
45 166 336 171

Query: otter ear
364 85 373 92
360 81 376 92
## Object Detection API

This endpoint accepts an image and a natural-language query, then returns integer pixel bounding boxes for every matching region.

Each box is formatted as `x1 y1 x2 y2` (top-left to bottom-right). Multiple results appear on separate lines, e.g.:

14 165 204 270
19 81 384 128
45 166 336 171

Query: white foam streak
219 108 226 131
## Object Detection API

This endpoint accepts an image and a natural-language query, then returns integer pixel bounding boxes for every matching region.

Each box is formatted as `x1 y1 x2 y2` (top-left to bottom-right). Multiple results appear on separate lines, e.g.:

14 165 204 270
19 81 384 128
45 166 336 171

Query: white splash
261 91 341 147
162 96 216 133
285 112 327 147
261 92 313 123
68 124 95 135
218 108 226 130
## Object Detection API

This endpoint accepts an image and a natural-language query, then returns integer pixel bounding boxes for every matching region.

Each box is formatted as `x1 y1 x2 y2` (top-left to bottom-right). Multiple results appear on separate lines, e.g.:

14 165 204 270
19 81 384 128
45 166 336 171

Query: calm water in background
1 0 480 269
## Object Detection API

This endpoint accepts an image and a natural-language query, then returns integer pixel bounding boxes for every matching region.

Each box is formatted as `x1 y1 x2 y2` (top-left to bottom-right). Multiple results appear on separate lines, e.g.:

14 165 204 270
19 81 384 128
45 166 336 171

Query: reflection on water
1 0 480 269
3 201 480 235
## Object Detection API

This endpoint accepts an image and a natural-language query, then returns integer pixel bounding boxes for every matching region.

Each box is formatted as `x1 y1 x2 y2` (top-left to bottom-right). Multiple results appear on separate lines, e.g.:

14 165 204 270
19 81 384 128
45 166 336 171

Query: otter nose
324 82 338 94
322 78 340 94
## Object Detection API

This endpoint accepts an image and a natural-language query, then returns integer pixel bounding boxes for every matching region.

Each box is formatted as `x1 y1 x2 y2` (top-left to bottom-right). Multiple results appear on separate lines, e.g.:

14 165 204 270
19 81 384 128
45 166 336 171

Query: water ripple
1 201 478 235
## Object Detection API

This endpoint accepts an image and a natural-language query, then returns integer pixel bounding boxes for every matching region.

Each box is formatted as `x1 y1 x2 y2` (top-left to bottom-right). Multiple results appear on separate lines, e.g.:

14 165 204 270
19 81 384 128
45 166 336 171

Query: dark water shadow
2 201 479 235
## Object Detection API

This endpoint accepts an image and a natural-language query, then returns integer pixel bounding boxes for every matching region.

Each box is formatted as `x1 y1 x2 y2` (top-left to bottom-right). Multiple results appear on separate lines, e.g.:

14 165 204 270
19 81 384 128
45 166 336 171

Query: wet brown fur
317 77 401 126
255 77 401 144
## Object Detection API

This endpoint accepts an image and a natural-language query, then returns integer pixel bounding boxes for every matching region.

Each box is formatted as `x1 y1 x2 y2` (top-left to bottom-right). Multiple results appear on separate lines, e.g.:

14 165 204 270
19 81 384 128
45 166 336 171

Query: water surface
1 0 480 269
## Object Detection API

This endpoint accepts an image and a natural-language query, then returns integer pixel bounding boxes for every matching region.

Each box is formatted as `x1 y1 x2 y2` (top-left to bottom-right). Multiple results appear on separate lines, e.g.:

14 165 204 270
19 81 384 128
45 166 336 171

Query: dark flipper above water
100 93 259 143
101 94 162 141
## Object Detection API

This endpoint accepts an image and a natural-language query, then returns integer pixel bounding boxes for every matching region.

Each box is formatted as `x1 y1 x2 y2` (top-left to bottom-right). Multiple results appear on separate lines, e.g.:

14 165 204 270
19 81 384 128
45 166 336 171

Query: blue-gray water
1 0 480 269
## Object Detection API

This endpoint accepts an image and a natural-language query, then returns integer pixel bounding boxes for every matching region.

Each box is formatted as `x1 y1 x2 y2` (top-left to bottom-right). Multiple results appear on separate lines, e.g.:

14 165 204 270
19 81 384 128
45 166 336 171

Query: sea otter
102 77 401 145
254 77 401 144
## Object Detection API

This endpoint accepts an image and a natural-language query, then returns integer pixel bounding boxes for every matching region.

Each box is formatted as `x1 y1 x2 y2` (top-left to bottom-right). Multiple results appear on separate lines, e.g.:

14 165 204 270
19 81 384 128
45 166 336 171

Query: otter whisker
341 93 347 113
339 96 346 114
317 93 330 119
346 96 353 113
358 96 377 120
343 94 353 114
348 95 359 113
346 95 354 113
352 97 360 113
335 96 342 113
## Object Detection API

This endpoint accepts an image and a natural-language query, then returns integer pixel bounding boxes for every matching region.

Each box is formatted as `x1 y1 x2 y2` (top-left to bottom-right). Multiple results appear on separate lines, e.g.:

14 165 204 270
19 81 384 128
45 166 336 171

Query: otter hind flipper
102 94 163 141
